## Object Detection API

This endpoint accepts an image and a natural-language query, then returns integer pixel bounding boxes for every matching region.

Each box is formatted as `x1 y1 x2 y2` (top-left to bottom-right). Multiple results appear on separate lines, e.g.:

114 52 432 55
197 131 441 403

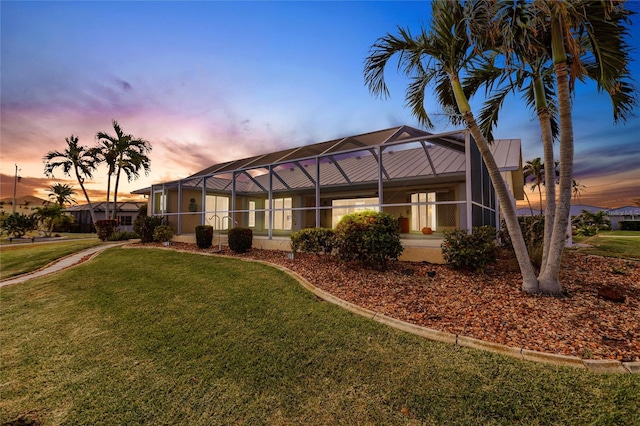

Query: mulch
133 242 640 362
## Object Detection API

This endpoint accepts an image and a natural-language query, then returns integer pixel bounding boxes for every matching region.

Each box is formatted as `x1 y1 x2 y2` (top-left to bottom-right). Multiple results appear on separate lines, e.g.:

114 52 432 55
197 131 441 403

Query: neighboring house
607 206 640 230
0 196 49 215
66 201 146 233
517 204 605 217
134 126 524 262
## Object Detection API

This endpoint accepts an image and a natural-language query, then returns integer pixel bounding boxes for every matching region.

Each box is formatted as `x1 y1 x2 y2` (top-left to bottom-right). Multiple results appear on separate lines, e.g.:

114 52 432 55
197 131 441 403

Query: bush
334 211 403 269
153 225 175 243
133 215 164 243
94 219 119 241
107 230 139 241
0 213 38 238
228 227 252 253
619 221 640 231
290 227 336 256
441 226 497 272
499 215 545 268
195 225 214 249
52 214 74 233
575 225 596 237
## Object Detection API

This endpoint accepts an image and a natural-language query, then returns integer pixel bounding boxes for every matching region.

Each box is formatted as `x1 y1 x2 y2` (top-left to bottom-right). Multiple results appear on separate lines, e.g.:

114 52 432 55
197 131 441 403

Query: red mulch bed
133 242 640 362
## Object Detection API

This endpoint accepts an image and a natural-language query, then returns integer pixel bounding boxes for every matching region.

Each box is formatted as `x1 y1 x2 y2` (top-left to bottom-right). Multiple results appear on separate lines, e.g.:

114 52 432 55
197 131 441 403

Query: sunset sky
1 1 638 209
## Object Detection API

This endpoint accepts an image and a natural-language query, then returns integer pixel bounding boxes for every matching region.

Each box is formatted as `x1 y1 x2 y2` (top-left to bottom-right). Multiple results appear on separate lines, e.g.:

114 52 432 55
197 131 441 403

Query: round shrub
335 210 403 268
107 230 139 241
228 227 252 253
290 227 336 256
195 225 213 249
153 225 175 243
133 215 164 243
441 226 497 272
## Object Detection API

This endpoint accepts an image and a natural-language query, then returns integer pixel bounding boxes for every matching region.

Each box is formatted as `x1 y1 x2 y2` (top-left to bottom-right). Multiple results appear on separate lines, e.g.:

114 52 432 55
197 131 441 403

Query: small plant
95 219 119 241
153 225 175 243
133 211 164 243
442 226 498 272
107 230 139 241
195 225 213 249
290 227 336 256
228 227 252 253
334 211 403 269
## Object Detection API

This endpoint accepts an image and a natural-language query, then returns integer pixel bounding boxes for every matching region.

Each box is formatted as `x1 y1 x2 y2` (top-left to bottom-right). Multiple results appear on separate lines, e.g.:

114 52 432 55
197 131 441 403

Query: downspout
177 179 182 234
377 145 384 210
231 171 236 228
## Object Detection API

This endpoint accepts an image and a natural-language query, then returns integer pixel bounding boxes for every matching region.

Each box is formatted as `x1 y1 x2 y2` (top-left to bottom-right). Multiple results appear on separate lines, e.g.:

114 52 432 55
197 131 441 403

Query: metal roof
135 126 523 197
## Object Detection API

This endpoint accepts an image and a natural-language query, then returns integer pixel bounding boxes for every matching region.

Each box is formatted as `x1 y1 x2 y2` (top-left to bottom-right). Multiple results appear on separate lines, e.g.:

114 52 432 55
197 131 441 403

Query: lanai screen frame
149 127 500 237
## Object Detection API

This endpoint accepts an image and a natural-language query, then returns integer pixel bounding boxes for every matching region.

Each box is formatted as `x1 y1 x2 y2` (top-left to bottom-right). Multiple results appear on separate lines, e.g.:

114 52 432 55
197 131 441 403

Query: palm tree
462 0 635 293
571 179 586 200
43 135 100 227
533 0 636 292
48 183 77 207
523 158 545 214
364 0 539 292
96 120 152 220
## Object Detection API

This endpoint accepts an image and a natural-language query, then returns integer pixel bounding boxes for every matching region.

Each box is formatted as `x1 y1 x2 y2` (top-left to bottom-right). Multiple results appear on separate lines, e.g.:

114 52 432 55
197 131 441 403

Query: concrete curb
122 246 640 373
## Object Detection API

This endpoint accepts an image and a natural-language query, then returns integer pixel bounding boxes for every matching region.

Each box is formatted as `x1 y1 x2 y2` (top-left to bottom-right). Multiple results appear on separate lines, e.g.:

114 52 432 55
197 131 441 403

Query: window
153 190 166 214
332 197 379 228
271 197 292 230
118 215 132 226
248 201 256 227
411 192 436 231
205 195 230 230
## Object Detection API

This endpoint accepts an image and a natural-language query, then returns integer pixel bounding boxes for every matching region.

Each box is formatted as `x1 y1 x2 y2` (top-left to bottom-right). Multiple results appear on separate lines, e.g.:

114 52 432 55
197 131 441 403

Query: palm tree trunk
112 160 122 221
536 106 556 276
465 112 540 292
524 189 534 216
105 172 112 222
450 75 539 292
538 16 571 295
74 165 98 228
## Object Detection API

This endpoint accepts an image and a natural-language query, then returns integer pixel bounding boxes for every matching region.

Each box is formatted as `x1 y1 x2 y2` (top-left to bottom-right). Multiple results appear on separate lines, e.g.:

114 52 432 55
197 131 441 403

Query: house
66 201 146 233
133 126 524 262
607 206 640 230
0 196 49 215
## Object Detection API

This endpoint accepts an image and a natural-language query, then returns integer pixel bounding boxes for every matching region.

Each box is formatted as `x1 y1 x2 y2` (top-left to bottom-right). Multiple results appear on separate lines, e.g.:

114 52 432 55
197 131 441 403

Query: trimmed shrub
133 215 164 243
619 221 640 231
290 227 336 256
228 227 253 253
334 211 403 269
107 230 139 241
442 226 497 272
195 225 213 249
95 219 119 241
153 225 175 243
0 212 38 238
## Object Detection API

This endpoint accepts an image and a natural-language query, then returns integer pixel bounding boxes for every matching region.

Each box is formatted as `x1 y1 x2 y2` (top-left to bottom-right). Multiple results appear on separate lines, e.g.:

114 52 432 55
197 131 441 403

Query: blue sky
1 1 638 208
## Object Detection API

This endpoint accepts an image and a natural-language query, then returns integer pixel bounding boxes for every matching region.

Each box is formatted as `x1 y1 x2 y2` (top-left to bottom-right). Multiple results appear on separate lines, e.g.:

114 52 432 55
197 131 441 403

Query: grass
0 239 103 279
572 230 640 259
1 248 639 425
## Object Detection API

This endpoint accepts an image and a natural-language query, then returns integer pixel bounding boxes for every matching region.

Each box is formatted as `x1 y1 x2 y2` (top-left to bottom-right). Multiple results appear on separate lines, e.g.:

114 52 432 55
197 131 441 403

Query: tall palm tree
43 135 100 227
523 158 545 214
48 183 77 207
96 120 152 220
533 0 636 292
364 0 540 292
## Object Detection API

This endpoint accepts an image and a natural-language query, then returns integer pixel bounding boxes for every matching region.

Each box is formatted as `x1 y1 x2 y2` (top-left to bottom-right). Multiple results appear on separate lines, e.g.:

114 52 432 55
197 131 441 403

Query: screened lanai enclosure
137 125 523 259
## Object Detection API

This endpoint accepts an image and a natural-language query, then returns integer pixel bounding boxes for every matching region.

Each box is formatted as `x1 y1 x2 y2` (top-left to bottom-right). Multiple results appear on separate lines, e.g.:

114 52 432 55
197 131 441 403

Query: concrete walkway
0 242 129 288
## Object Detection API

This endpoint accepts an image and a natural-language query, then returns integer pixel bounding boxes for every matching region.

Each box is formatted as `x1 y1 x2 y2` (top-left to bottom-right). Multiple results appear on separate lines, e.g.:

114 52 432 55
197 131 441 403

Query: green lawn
572 231 640 259
0 239 103 279
2 248 638 425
